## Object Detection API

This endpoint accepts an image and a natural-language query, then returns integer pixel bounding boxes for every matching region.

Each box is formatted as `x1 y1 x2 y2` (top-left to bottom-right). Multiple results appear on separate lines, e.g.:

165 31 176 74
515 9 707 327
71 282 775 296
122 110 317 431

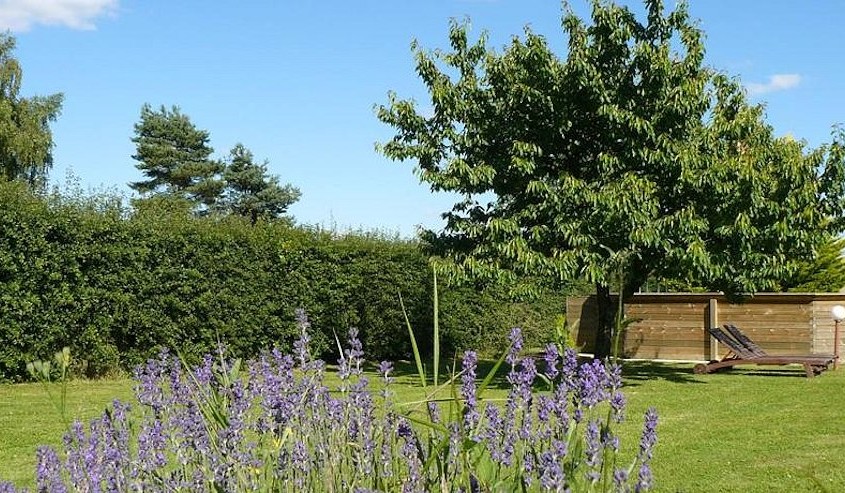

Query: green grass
2 362 845 492
0 379 135 487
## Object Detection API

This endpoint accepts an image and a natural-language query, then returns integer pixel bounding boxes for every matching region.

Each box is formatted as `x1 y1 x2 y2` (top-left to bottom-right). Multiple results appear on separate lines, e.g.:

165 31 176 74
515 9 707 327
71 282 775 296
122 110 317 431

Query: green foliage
221 143 301 224
781 235 845 292
0 34 63 188
0 182 564 381
129 106 300 222
130 104 223 209
377 0 845 356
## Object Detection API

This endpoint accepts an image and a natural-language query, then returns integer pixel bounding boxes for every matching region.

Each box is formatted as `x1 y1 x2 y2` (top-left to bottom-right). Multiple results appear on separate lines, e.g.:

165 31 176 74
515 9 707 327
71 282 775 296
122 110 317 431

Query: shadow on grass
377 358 715 390
709 366 822 379
369 359 513 390
620 360 704 386
370 355 817 395
622 360 816 384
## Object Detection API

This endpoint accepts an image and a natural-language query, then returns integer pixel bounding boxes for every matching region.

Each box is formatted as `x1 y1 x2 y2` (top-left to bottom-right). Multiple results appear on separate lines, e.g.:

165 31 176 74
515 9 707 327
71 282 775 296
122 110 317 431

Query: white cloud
746 73 802 96
0 0 117 32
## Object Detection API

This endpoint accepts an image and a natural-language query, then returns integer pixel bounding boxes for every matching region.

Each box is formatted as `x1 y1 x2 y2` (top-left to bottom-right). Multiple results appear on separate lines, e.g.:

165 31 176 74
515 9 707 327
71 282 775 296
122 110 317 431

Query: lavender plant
6 309 657 492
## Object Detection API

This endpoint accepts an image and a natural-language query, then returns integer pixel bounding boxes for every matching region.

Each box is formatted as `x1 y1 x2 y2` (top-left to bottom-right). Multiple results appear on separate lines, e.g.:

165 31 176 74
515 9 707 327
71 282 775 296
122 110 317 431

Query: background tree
130 104 223 211
221 143 301 224
377 0 845 357
0 34 63 188
780 235 845 293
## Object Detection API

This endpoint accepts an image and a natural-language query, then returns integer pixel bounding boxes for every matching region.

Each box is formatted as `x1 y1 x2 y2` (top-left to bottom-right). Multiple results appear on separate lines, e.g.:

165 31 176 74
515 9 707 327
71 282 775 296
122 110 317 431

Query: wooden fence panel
567 293 845 361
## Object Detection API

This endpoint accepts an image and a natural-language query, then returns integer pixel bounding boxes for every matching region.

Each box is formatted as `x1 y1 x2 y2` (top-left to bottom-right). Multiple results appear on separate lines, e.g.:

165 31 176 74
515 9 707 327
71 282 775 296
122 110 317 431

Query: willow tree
0 34 63 188
377 0 845 357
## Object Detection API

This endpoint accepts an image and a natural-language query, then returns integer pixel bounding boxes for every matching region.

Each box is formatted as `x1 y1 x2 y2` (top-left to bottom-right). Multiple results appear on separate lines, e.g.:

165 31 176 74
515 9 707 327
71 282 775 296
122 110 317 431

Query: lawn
1 361 844 492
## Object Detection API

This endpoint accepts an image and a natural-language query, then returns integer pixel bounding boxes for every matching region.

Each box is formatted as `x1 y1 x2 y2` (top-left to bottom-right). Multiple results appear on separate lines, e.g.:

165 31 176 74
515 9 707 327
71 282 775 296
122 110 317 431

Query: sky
5 0 845 237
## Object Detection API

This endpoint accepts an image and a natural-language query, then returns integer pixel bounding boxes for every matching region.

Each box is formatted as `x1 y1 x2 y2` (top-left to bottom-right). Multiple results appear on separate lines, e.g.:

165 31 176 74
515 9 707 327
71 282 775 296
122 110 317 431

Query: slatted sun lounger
693 324 835 378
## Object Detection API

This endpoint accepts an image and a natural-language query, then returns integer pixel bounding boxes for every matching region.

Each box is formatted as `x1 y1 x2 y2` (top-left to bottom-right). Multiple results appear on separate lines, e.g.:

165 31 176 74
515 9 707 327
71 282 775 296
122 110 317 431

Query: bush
0 182 569 381
0 323 658 492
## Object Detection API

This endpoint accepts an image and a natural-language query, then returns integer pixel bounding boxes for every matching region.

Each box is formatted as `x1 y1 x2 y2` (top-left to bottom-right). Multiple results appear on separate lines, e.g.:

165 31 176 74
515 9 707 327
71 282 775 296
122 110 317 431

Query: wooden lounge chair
693 324 835 378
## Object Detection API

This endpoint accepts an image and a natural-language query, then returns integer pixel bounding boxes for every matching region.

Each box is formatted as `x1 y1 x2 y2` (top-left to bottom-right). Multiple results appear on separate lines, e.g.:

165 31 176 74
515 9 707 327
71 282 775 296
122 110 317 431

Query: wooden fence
566 293 845 361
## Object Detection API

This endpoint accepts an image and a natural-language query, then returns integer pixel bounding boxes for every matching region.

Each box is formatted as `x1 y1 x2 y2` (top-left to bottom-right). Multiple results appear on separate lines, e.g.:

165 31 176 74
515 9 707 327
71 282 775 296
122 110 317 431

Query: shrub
0 318 657 492
0 182 571 381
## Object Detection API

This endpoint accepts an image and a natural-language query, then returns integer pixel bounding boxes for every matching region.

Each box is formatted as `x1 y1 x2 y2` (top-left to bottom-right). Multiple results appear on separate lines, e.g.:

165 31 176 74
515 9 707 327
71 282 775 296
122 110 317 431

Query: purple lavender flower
14 323 658 492
193 353 214 388
506 327 524 365
378 361 393 383
480 404 503 462
427 401 441 424
542 343 560 380
460 350 479 431
101 400 131 492
292 440 311 487
607 361 623 391
397 419 422 492
293 308 312 367
560 347 579 391
62 421 86 487
35 446 67 493
0 482 18 493
603 428 620 453
536 395 554 440
584 419 602 482
137 419 167 473
614 468 630 490
538 450 563 490
133 351 168 416
577 359 609 408
638 407 659 462
636 463 653 492
611 391 626 423
338 327 365 387
522 449 535 486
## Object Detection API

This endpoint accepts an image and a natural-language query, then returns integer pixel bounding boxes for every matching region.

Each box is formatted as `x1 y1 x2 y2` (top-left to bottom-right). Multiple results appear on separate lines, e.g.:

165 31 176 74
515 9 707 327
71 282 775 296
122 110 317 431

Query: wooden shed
566 293 845 361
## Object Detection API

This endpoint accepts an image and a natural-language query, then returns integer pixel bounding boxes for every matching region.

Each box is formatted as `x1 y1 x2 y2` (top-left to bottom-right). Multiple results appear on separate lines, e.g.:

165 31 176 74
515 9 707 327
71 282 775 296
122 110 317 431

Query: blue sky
6 0 845 237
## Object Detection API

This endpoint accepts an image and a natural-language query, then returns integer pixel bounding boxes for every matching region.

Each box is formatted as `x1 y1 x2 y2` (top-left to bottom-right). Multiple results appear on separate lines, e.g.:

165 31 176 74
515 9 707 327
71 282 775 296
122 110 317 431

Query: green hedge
0 182 568 381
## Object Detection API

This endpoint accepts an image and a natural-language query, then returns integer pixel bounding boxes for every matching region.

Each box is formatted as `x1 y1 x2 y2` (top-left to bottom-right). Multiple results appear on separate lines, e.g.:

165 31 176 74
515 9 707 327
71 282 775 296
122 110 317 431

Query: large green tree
130 104 223 211
0 34 63 188
221 143 301 224
377 0 845 357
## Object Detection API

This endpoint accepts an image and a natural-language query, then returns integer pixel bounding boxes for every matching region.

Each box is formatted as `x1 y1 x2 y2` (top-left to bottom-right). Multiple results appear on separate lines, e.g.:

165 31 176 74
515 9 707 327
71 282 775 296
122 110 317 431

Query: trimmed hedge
0 182 568 381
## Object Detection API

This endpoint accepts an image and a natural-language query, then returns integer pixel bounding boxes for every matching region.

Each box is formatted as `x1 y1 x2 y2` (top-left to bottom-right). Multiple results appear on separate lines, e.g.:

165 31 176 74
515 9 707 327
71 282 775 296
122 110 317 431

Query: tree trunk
594 282 614 359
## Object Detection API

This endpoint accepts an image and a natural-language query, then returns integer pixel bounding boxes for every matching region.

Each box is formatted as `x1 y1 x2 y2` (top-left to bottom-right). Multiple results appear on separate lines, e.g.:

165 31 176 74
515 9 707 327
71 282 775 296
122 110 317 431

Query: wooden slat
566 292 845 360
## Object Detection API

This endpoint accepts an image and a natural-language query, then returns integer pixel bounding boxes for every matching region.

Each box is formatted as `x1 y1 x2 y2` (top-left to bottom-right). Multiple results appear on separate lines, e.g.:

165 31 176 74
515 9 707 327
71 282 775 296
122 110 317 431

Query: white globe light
832 305 845 322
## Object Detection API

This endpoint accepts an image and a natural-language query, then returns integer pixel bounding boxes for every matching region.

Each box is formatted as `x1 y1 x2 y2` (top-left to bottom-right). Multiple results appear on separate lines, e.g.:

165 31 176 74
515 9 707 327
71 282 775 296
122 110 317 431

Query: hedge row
0 181 569 381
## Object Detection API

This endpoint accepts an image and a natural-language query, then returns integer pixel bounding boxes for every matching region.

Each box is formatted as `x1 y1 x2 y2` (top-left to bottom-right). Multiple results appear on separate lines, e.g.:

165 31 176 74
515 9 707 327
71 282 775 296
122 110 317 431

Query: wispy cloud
746 73 802 96
0 0 117 32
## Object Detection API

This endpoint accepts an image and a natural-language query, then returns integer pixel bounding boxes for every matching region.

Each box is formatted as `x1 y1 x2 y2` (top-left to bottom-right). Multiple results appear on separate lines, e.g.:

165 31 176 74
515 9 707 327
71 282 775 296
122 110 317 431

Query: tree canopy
0 34 63 188
130 104 223 210
130 105 300 221
377 0 845 357
221 143 301 224
781 235 845 293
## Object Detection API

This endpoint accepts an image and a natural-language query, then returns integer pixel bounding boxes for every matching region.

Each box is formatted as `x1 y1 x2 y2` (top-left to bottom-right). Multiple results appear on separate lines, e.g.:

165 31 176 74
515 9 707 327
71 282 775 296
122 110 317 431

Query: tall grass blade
433 269 440 388
399 290 427 389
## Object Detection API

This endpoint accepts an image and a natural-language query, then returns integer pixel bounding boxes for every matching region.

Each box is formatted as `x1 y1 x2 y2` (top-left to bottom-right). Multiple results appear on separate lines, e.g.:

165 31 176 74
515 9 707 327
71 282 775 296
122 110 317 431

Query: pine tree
782 235 845 292
221 143 300 224
130 104 223 211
